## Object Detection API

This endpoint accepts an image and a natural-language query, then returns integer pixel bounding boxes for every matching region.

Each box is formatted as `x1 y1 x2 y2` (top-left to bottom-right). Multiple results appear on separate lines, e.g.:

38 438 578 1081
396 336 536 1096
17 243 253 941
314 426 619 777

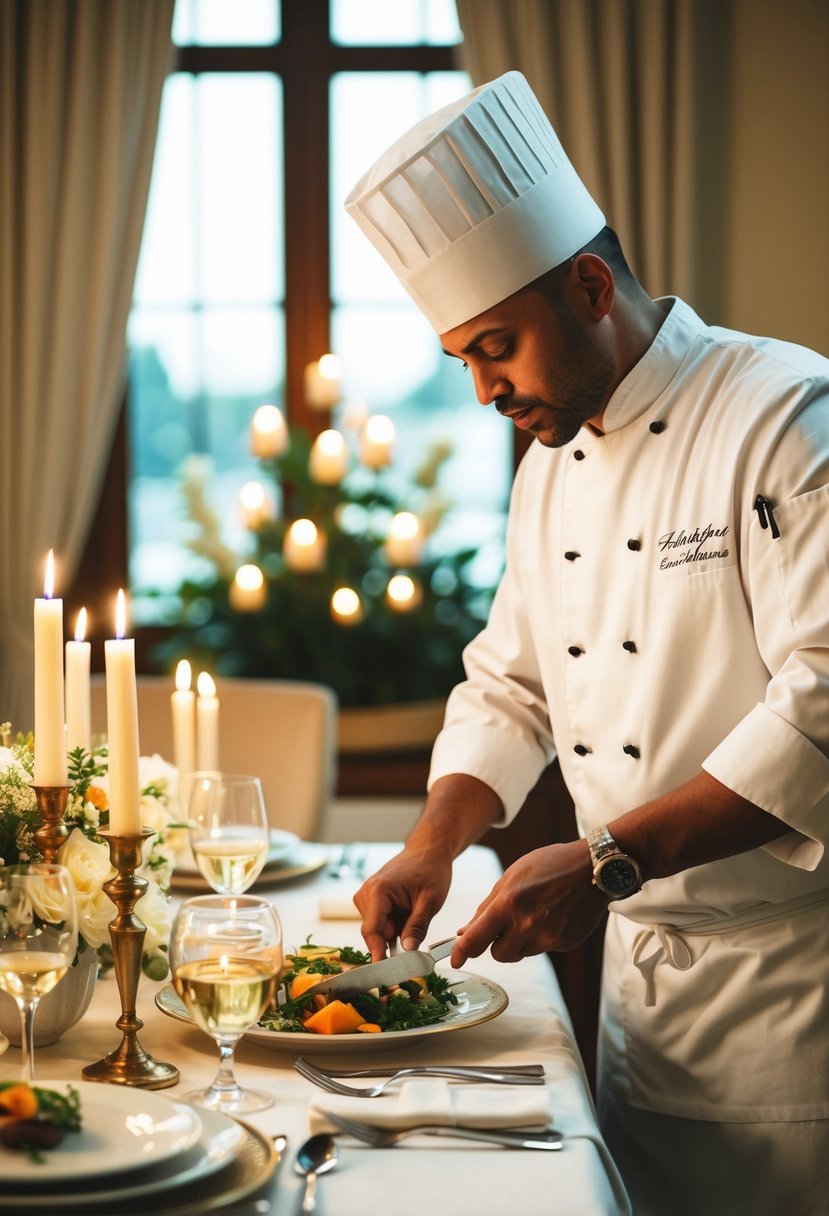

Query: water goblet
188 772 270 895
170 893 283 1113
0 864 78 1083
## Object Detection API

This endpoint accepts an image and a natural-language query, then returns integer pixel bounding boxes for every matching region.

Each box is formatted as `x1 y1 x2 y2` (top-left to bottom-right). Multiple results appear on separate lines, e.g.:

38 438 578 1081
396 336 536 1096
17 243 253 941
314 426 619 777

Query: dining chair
90 674 338 840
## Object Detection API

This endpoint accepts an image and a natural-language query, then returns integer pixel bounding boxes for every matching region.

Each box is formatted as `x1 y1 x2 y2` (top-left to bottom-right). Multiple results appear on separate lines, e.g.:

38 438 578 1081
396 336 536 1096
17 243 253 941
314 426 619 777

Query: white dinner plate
171 840 327 892
0 1107 275 1211
156 969 509 1054
0 1081 202 1185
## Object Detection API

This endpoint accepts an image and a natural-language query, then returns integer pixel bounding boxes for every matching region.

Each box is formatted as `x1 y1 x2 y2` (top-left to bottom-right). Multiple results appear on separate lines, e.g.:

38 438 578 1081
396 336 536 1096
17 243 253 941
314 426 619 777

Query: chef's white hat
344 71 605 334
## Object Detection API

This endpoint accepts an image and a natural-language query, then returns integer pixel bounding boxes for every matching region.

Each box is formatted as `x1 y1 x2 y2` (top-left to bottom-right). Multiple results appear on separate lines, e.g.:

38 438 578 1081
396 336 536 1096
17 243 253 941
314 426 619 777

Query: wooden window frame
70 1 525 666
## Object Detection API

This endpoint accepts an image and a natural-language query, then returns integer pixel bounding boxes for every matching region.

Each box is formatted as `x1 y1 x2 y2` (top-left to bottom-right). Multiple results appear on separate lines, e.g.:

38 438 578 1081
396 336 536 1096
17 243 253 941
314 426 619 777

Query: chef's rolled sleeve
702 702 829 869
428 719 551 823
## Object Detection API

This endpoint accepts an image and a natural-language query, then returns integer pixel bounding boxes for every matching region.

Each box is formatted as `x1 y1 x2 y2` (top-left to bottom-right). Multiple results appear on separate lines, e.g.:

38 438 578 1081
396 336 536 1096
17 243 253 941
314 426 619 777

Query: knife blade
299 937 456 998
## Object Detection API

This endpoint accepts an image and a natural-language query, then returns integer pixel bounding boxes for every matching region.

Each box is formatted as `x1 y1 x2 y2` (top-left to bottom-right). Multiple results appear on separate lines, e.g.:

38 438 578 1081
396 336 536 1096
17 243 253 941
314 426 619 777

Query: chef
345 71 829 1213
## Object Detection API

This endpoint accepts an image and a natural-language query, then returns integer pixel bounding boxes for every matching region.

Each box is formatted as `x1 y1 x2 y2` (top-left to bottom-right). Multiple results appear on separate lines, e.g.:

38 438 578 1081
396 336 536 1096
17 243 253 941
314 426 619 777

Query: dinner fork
322 1110 563 1150
295 1057 546 1097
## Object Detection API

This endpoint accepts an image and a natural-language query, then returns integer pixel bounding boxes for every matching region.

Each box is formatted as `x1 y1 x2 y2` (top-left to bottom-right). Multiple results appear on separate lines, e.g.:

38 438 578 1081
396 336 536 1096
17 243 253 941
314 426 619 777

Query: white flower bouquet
0 724 180 979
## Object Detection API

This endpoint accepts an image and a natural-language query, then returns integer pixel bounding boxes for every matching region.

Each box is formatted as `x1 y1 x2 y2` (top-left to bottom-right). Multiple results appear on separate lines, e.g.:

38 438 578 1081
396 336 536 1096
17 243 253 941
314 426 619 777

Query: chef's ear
568 253 614 320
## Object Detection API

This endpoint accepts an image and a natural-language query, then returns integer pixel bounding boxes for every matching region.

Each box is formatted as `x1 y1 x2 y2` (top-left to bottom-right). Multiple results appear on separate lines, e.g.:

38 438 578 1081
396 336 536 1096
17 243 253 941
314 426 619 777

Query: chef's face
440 269 617 448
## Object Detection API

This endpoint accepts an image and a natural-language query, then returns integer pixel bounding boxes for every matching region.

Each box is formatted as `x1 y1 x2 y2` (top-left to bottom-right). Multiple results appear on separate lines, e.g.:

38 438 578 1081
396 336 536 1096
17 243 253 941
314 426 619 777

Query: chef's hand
354 846 453 962
451 840 607 966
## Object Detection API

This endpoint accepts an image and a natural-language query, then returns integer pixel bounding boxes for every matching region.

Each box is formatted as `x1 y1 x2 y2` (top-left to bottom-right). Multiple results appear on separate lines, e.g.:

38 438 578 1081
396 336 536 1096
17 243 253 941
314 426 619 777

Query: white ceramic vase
0 946 99 1047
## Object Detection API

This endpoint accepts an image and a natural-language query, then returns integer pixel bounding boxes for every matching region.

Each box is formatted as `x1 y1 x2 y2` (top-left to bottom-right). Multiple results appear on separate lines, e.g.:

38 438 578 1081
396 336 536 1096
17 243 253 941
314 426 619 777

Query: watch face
596 857 640 896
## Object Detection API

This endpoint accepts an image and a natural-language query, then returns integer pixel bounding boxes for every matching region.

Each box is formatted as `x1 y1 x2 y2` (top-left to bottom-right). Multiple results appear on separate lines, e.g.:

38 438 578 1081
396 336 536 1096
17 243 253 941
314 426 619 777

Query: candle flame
289 518 318 546
331 586 362 624
364 414 395 444
390 511 420 540
315 428 346 456
175 659 192 692
252 404 284 436
74 607 87 642
197 671 216 698
235 564 264 591
318 353 342 381
115 589 128 639
388 574 416 604
43 549 55 599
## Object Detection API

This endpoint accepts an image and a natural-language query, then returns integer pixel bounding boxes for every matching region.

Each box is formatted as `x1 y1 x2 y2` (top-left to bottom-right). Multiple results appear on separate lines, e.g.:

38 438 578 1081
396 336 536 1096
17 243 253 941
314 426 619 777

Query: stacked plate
171 828 328 892
0 1081 281 1214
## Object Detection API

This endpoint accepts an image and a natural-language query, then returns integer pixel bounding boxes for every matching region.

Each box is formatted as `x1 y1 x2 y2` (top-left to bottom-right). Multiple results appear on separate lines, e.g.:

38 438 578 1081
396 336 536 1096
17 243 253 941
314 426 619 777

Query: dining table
9 841 631 1215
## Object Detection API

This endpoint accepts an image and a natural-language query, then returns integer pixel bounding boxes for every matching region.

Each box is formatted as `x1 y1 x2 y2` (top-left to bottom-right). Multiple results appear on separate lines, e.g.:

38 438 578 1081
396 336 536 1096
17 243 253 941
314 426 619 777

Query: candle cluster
170 660 220 812
33 553 140 833
163 355 492 709
237 353 423 625
33 553 224 836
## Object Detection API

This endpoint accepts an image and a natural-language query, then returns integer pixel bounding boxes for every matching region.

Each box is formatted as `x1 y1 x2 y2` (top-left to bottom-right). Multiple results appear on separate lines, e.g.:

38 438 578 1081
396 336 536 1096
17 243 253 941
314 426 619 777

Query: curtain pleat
454 0 732 301
0 0 174 732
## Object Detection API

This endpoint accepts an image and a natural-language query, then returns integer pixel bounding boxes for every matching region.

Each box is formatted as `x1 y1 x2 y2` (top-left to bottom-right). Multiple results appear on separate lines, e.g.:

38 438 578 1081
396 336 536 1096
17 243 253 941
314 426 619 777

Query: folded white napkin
309 1078 552 1134
317 886 362 919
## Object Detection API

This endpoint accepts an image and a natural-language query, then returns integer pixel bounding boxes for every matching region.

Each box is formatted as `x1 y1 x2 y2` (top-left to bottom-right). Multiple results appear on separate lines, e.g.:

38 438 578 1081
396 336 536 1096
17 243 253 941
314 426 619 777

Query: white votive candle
360 414 395 468
330 586 363 626
309 429 348 485
229 564 266 612
250 404 287 458
284 519 326 572
105 590 142 834
171 659 196 811
304 354 342 409
196 672 219 771
385 512 424 566
65 607 91 754
33 550 68 786
387 573 422 613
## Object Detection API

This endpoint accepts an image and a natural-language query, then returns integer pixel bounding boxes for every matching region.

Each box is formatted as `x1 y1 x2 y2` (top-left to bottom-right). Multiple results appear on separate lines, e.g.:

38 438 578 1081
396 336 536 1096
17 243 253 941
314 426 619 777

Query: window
128 0 509 631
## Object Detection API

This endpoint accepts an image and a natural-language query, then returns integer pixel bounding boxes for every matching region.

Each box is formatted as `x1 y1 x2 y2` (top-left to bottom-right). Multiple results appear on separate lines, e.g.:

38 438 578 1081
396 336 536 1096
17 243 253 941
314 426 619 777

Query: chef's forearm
405 773 504 860
608 769 789 882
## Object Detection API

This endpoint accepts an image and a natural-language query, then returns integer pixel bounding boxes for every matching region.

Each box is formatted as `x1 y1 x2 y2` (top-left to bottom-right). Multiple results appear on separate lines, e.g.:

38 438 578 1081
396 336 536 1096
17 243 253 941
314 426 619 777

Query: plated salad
0 1082 82 1160
260 939 459 1035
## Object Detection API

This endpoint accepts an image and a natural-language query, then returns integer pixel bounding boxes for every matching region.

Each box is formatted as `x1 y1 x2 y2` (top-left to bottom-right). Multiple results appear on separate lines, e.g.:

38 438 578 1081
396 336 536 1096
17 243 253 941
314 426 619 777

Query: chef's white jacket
429 297 829 1121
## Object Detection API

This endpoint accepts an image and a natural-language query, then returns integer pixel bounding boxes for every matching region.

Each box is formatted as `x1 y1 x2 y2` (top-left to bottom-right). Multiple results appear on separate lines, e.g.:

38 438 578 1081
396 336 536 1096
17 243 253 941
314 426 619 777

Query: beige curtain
0 0 174 732
454 0 732 308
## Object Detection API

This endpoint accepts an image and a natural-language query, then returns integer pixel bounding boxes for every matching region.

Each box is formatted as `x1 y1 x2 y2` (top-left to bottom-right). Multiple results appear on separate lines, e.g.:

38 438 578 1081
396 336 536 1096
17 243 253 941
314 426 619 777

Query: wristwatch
586 826 643 900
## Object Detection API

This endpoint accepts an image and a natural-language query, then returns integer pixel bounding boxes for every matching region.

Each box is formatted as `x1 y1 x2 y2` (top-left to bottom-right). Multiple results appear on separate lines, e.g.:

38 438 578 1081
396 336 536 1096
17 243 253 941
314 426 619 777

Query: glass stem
19 997 38 1085
211 1038 240 1094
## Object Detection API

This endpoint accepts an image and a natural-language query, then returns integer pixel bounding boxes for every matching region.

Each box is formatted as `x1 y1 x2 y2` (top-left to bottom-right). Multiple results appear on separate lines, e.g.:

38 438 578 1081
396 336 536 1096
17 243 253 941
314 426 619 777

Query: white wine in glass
170 894 283 1113
0 864 78 1083
188 773 270 895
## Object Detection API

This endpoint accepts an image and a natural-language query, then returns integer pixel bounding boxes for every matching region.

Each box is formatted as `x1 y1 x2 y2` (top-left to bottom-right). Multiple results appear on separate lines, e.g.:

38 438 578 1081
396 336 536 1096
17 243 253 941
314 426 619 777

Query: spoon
294 1133 339 1214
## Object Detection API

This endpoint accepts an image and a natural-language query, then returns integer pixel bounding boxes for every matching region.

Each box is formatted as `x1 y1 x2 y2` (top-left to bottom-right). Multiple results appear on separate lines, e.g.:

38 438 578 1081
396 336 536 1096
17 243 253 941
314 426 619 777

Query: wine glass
0 864 78 1083
169 893 283 1113
188 772 270 895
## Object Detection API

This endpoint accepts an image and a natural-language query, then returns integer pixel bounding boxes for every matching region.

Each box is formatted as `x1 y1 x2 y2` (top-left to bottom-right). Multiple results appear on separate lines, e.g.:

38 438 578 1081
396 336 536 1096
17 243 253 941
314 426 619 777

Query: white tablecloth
25 843 630 1215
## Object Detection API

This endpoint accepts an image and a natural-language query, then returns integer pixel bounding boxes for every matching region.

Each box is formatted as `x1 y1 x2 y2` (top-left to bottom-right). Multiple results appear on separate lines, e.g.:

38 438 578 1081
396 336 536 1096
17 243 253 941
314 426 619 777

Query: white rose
135 881 171 954
78 886 116 949
58 827 114 897
25 873 77 932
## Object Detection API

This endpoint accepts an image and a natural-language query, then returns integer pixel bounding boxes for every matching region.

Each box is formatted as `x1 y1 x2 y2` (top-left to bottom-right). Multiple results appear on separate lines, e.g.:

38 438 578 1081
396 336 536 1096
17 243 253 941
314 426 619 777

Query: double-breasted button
568 645 584 657
649 420 665 434
564 550 581 561
622 640 637 653
623 744 641 759
627 538 641 551
573 449 585 461
574 744 591 756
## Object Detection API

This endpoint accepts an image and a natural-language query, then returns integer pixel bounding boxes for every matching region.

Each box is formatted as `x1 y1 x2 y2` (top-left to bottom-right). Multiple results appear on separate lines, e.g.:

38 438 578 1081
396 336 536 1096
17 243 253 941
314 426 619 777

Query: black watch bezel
592 854 642 899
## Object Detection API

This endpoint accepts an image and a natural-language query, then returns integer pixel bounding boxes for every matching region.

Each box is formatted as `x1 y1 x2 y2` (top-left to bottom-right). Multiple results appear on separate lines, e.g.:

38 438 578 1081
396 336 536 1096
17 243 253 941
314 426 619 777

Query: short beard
502 303 617 448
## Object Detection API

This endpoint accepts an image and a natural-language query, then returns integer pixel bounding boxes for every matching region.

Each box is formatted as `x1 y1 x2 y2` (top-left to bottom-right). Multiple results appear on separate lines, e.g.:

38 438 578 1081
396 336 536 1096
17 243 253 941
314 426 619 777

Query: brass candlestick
83 829 179 1089
32 785 70 862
